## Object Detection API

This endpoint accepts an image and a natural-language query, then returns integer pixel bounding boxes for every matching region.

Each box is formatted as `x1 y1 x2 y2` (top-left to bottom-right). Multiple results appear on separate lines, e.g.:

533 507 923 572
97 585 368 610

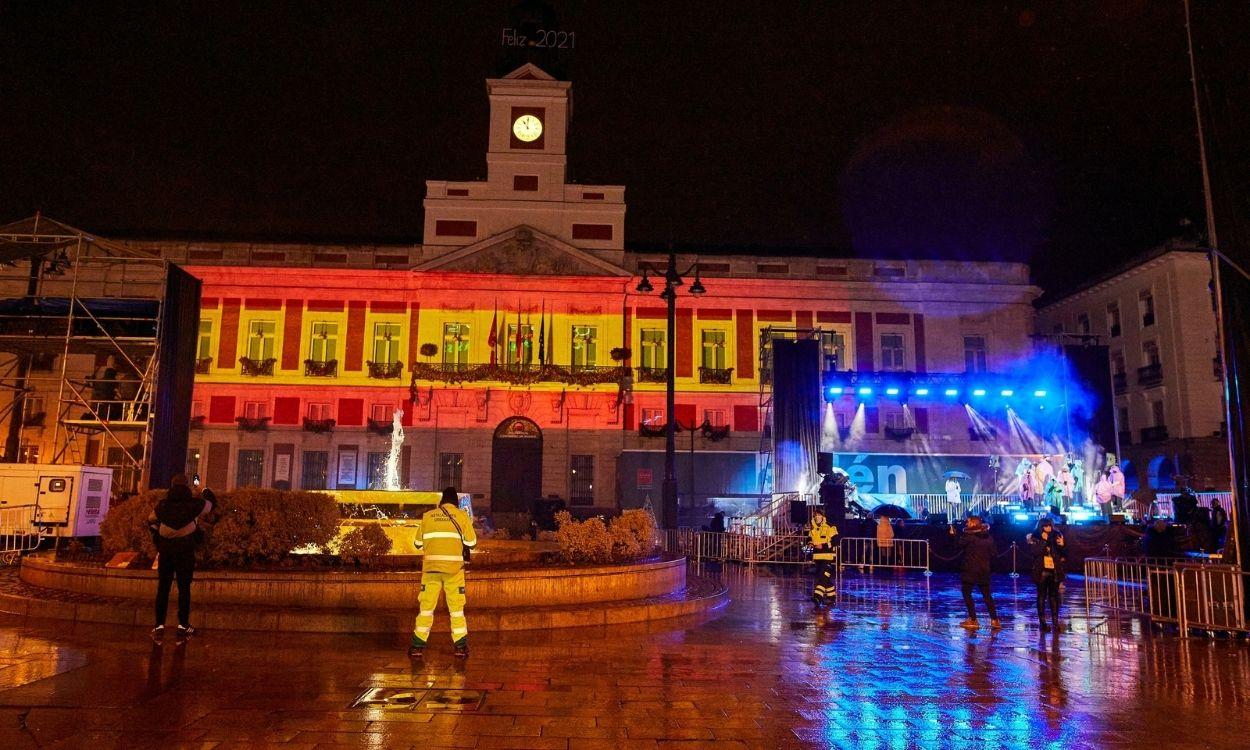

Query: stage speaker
817 452 833 475
790 500 810 526
927 513 949 526
989 512 1009 528
1111 513 1128 524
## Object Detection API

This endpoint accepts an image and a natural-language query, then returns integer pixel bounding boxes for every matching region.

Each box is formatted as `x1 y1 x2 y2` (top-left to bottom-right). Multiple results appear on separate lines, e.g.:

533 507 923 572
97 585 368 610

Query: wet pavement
1 565 1248 749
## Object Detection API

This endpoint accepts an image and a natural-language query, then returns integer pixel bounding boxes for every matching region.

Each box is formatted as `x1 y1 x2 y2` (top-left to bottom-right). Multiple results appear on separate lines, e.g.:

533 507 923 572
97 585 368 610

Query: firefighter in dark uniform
808 508 839 605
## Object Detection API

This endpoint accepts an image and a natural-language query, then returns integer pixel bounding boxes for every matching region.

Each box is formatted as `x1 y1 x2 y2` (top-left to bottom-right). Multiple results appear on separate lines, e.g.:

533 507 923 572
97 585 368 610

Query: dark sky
0 1 1211 291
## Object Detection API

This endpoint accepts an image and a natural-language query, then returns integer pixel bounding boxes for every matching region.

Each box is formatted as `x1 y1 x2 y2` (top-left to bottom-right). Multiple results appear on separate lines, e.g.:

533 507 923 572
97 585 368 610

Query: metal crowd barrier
838 537 931 575
0 505 41 565
904 494 1000 520
1083 556 1182 626
1175 564 1248 635
660 529 814 565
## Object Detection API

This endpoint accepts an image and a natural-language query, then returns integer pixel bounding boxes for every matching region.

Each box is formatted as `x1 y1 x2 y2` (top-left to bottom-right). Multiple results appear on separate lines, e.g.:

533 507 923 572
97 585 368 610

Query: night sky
0 1 1216 292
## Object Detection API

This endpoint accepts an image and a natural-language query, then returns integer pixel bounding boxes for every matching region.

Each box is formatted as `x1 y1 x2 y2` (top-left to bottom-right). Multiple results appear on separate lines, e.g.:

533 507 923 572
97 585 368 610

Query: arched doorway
491 417 543 513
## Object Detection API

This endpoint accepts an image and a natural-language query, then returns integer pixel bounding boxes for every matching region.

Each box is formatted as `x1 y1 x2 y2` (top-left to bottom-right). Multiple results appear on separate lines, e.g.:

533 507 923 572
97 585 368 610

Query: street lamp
636 249 705 529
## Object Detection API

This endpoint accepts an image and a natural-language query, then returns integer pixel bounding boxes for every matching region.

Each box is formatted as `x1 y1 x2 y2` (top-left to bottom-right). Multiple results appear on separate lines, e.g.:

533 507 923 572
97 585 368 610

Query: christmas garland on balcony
409 362 628 388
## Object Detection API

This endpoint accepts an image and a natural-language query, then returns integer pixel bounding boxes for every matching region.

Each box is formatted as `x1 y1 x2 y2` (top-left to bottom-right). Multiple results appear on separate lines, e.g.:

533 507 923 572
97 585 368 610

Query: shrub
100 487 342 567
204 489 341 566
100 490 162 558
536 530 558 542
554 510 613 564
337 523 393 565
609 509 658 560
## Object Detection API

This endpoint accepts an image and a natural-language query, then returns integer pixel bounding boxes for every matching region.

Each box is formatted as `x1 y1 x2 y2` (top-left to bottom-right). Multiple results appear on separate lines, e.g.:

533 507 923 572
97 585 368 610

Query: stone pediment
416 226 630 277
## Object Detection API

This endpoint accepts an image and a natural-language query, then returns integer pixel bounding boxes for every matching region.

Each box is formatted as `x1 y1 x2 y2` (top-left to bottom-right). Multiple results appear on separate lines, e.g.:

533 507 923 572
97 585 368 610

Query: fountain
383 408 404 491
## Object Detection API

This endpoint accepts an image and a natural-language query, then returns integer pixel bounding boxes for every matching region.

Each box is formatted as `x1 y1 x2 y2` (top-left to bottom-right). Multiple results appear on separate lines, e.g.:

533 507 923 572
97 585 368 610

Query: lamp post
636 250 705 529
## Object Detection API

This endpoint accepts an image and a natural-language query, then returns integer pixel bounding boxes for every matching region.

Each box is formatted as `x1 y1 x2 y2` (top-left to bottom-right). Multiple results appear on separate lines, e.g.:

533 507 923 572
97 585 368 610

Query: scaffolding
0 215 172 493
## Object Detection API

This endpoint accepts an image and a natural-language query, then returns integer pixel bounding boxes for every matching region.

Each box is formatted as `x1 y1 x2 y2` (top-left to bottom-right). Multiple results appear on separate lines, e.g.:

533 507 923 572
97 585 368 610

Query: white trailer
0 464 113 538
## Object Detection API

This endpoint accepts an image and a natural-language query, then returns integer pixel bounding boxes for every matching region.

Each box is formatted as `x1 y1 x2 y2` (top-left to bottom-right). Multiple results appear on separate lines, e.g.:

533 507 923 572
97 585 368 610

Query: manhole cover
350 687 485 713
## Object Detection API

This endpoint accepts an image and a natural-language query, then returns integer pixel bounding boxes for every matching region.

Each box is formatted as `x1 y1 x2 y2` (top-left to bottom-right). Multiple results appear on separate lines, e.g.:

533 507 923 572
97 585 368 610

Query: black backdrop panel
772 338 821 494
148 264 201 489
1063 344 1116 452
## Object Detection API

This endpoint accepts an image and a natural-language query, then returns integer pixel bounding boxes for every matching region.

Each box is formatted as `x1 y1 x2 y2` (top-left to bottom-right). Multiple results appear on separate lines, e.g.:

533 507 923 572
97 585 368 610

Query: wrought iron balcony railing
236 416 270 431
304 358 338 378
635 366 668 383
194 357 213 374
366 417 395 435
1137 363 1163 387
303 417 335 433
239 357 276 377
410 361 628 387
366 360 404 379
1140 425 1169 443
884 425 915 441
698 366 734 385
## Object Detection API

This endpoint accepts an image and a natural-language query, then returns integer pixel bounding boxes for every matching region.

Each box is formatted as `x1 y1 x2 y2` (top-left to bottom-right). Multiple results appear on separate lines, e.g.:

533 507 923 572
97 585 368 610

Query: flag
547 307 555 365
514 306 523 365
487 302 498 365
537 301 546 365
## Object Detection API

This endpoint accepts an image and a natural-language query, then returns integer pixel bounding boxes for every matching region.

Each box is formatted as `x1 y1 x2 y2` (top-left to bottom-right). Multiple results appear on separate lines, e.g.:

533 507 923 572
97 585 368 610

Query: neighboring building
1037 240 1229 491
2 64 1042 519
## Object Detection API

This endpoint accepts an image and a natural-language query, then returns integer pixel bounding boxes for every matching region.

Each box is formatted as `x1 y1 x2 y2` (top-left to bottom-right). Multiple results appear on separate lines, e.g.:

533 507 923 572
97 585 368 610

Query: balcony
1137 362 1163 387
410 361 627 387
1118 430 1132 446
636 366 668 383
304 358 338 378
239 357 275 377
1113 371 1128 394
884 425 915 441
698 366 734 385
195 357 213 374
303 417 335 433
366 360 403 379
236 416 270 432
1140 425 1169 443
366 417 395 435
189 415 205 429
639 422 667 438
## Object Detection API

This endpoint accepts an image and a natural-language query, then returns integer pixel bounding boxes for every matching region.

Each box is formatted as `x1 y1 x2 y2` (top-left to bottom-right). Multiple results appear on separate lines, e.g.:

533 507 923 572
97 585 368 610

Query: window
506 323 534 366
1117 406 1130 432
885 411 911 430
309 322 338 363
963 336 988 373
442 323 471 368
22 395 45 423
1142 340 1161 367
1106 303 1121 337
641 408 665 426
301 451 329 490
366 452 388 490
701 330 727 370
372 322 401 365
246 320 276 361
307 402 332 421
19 444 39 463
836 411 851 429
370 403 395 423
243 401 267 419
1139 290 1155 327
1151 400 1166 427
191 401 205 419
821 331 846 370
640 329 665 370
438 453 463 490
705 409 726 427
570 455 594 506
1112 351 1126 375
236 449 264 488
197 320 213 360
570 325 597 368
1077 314 1090 335
879 333 906 371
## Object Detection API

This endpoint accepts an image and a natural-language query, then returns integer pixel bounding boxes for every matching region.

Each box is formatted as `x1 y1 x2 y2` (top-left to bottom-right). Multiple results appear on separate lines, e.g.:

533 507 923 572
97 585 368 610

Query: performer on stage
1056 462 1075 509
945 476 962 509
1015 457 1035 506
1069 457 1086 504
1108 463 1126 513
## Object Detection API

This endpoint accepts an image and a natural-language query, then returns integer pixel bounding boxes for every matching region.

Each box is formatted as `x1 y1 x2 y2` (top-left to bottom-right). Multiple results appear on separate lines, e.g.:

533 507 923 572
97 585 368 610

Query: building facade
4 65 1042 517
1037 241 1229 490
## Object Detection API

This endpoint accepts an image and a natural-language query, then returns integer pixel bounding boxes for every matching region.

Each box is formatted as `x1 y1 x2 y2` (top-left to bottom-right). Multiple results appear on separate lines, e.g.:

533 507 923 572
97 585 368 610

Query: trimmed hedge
336 523 393 565
100 487 341 567
554 509 658 564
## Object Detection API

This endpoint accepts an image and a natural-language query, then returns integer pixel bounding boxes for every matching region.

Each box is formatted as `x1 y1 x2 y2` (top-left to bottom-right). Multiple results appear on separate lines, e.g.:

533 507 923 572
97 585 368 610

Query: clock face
512 114 543 143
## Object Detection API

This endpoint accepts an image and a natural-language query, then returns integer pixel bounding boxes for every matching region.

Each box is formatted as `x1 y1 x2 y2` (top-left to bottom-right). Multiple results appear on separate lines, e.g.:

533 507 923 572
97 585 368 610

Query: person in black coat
1027 518 1066 632
949 515 1000 630
148 475 213 642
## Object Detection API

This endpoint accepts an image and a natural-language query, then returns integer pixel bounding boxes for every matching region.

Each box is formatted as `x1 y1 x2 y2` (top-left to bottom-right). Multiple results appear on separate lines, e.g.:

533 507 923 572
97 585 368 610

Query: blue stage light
944 388 959 397
885 387 900 396
972 388 987 397
1000 389 1014 397
914 388 930 396
857 386 873 396
1033 389 1047 397
1012 512 1030 522
828 386 844 395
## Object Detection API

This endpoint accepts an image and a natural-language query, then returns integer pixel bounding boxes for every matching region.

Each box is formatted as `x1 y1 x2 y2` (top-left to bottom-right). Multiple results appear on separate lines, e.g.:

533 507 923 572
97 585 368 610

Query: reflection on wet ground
1 565 1248 748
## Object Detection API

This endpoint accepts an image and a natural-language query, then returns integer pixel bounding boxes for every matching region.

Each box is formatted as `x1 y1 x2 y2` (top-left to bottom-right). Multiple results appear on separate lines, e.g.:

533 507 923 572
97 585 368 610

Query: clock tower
485 63 570 198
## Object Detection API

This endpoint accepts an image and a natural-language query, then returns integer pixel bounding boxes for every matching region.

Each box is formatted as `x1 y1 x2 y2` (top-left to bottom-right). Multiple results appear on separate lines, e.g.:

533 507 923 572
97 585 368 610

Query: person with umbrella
945 474 963 512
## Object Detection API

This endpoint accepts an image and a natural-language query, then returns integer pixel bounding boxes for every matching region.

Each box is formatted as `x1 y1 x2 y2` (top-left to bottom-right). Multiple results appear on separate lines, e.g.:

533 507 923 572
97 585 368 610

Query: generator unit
0 464 113 537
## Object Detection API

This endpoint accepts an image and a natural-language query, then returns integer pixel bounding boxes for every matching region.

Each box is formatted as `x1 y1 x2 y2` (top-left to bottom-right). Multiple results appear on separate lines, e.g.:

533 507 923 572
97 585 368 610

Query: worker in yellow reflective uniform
808 508 839 606
410 487 477 658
